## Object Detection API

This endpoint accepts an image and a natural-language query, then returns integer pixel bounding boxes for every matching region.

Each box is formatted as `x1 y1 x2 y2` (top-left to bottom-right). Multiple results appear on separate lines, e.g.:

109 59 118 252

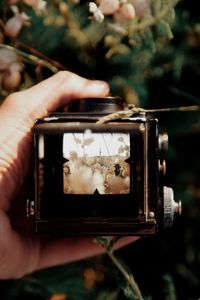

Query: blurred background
0 0 200 299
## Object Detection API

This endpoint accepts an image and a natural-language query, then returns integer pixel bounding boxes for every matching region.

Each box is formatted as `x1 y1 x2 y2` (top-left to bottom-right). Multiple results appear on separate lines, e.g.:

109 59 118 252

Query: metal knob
163 186 181 228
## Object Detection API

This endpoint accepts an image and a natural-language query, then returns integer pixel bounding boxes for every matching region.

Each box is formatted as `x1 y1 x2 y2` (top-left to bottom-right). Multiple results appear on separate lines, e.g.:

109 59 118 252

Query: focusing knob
163 186 181 228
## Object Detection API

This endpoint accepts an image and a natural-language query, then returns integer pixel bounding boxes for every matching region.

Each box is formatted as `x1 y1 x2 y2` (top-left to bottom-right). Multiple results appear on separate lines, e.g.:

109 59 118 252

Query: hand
0 71 136 279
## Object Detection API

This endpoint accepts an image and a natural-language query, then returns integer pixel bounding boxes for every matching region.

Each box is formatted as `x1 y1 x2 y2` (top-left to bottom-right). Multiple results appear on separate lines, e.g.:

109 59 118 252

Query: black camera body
29 97 181 236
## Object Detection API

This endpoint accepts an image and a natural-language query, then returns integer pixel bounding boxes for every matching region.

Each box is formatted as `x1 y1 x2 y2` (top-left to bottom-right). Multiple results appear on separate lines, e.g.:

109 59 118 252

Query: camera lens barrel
68 96 124 113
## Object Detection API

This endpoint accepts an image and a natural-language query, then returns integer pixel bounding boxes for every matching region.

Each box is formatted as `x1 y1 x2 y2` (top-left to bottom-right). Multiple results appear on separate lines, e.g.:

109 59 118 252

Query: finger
35 236 138 271
1 71 109 125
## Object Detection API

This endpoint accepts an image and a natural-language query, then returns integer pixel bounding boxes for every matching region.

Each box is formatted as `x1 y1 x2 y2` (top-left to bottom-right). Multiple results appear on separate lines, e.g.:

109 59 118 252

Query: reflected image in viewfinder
63 132 130 195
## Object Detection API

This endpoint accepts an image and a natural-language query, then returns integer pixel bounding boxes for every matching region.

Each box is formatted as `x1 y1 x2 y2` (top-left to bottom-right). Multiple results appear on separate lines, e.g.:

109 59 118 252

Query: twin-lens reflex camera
27 97 181 236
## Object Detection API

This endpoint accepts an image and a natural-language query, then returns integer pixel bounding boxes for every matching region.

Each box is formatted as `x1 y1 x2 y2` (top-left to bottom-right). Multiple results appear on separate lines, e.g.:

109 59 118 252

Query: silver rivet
149 211 155 218
139 124 145 132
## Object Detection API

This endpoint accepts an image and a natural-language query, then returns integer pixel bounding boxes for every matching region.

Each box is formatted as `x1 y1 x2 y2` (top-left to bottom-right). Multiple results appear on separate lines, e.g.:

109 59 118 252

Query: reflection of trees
67 133 130 158
63 155 130 195
117 136 130 157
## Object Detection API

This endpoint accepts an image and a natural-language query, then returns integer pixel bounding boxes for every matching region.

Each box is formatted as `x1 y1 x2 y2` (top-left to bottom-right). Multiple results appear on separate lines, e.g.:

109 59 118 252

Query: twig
0 43 59 73
96 105 200 124
14 40 68 71
106 249 143 300
95 237 143 300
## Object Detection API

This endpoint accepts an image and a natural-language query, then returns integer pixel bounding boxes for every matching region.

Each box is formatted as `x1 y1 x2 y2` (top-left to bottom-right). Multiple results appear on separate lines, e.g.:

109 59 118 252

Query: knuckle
56 70 73 81
4 91 23 108
55 70 81 85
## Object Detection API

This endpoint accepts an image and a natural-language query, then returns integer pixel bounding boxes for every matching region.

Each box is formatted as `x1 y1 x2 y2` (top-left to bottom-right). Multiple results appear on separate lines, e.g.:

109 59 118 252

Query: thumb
1 71 109 126
0 72 109 205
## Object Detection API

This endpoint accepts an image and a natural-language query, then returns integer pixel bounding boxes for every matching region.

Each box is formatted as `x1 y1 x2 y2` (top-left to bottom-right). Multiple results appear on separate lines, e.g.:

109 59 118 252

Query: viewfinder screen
63 132 130 195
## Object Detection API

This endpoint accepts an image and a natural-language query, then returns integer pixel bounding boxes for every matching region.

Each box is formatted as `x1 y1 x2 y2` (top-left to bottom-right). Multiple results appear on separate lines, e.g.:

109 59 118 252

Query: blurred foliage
1 0 200 299
0 0 179 102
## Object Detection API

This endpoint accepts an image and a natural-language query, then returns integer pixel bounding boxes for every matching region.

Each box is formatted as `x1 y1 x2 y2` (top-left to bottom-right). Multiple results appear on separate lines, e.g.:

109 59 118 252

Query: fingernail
87 81 109 94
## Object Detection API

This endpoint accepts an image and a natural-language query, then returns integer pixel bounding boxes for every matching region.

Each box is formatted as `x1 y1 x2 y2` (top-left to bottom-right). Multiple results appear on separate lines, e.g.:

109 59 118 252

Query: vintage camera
28 97 181 236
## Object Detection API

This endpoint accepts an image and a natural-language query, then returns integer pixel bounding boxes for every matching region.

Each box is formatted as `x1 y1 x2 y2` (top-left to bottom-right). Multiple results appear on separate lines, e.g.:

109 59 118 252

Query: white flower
89 2 104 22
0 48 24 90
36 0 47 12
99 0 120 15
89 2 98 13
5 6 30 38
23 0 47 12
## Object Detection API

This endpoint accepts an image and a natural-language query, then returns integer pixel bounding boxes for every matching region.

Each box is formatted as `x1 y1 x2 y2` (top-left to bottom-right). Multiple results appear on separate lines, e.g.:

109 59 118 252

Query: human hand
0 71 136 279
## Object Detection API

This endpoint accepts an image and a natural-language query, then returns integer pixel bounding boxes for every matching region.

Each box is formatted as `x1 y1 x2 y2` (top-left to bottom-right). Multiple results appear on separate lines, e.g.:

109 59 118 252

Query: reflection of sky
63 133 130 157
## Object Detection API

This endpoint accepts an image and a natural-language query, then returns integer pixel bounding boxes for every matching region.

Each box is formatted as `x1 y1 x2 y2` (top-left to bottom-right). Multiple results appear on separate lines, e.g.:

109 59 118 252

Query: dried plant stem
129 0 181 33
0 43 59 73
146 105 200 113
97 105 200 124
14 40 68 71
106 249 143 300
95 237 143 299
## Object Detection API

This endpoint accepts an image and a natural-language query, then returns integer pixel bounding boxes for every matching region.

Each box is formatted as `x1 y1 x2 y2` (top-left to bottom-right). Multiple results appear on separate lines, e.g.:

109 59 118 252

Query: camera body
29 97 181 236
